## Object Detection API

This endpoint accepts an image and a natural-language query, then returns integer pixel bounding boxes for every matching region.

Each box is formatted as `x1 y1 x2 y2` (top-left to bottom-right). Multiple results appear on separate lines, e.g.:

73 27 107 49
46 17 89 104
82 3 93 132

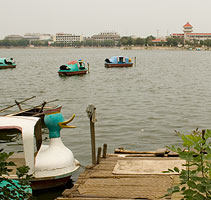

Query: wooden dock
57 148 183 200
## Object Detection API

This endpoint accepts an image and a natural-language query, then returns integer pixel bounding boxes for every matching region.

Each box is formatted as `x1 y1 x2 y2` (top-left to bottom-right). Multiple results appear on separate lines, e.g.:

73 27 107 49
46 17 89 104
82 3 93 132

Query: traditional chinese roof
183 22 193 28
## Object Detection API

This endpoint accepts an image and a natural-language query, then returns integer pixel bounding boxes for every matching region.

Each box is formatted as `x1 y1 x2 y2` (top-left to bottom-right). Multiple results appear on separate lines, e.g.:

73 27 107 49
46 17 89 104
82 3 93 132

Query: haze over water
1 48 211 182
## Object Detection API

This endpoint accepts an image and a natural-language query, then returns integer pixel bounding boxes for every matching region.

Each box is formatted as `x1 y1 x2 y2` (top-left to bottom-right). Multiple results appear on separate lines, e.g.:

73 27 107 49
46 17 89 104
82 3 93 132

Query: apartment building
54 33 83 43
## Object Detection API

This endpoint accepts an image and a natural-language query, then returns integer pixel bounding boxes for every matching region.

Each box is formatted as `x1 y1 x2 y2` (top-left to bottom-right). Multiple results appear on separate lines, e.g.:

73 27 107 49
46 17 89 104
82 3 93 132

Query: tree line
1 37 211 47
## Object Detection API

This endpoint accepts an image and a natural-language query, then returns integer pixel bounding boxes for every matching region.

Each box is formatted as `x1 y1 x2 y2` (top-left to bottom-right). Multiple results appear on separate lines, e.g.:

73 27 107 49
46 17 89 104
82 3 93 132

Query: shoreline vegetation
1 36 211 50
0 46 210 51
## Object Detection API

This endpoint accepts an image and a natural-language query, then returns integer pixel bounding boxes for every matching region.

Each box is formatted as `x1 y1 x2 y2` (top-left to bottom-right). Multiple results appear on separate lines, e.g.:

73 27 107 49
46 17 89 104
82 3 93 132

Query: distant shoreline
0 46 210 51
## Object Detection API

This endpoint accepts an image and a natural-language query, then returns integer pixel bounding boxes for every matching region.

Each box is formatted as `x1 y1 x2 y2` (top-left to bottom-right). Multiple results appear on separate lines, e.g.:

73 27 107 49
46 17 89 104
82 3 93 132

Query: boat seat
60 65 69 70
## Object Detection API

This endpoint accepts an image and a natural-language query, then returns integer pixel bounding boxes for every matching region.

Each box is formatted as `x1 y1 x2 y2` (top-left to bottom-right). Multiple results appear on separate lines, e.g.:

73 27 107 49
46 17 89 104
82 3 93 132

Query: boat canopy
0 116 40 174
109 56 130 64
67 60 77 65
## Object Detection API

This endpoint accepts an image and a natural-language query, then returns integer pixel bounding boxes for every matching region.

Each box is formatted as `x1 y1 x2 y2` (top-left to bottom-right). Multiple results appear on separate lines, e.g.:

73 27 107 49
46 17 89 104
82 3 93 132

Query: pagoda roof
183 22 193 28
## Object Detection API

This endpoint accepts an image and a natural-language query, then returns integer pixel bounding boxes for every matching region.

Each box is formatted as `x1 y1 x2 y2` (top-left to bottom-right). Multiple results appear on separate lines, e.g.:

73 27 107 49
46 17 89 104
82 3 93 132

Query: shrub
163 129 211 199
0 150 32 200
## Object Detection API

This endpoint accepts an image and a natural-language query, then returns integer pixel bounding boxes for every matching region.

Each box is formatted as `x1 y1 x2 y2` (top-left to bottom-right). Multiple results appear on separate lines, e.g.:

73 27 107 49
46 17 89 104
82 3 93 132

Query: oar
0 96 36 113
32 99 59 117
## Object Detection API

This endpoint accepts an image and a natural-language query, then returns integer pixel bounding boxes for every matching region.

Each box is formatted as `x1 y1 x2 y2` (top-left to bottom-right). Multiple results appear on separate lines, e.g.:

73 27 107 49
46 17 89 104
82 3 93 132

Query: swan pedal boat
0 106 80 190
58 59 88 76
0 58 16 69
105 56 133 68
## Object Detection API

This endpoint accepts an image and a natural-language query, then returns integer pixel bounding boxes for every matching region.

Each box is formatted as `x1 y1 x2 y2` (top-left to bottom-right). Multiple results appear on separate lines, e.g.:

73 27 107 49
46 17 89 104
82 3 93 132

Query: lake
1 47 211 199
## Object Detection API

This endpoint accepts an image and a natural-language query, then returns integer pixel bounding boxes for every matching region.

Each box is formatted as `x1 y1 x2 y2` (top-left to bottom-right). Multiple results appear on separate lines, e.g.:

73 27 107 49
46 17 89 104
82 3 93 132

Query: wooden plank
58 198 136 200
114 148 156 154
59 154 182 200
90 170 179 179
76 177 173 199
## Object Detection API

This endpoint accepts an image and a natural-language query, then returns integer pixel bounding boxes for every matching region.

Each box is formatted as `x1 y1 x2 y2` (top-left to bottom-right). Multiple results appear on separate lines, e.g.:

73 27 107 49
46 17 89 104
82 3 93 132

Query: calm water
1 48 211 198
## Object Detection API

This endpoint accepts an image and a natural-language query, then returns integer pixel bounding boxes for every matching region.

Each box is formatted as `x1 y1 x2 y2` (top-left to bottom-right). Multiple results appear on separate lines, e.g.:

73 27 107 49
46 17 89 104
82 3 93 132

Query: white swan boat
0 106 80 190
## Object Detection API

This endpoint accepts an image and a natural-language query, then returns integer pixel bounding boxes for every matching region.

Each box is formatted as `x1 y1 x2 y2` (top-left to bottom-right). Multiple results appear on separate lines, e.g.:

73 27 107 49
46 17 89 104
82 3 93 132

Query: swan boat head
34 106 80 179
44 106 76 138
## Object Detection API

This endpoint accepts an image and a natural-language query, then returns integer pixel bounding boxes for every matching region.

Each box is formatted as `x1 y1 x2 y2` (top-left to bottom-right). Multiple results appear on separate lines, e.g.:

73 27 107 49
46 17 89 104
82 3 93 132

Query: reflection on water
1 48 211 199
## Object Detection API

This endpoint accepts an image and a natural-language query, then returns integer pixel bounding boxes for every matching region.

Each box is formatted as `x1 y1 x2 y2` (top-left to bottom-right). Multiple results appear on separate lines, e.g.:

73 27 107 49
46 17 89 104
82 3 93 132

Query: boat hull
105 63 133 68
0 65 16 69
30 176 71 190
58 70 87 76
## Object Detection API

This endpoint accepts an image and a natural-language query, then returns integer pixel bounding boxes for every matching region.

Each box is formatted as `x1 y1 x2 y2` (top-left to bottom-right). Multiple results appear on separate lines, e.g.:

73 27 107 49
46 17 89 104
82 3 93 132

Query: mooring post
134 57 136 66
97 147 102 164
103 143 107 158
87 63 90 73
86 105 97 165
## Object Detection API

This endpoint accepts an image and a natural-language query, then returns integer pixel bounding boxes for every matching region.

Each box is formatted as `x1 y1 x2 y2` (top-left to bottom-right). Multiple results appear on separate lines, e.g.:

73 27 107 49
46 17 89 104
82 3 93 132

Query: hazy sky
1 0 211 39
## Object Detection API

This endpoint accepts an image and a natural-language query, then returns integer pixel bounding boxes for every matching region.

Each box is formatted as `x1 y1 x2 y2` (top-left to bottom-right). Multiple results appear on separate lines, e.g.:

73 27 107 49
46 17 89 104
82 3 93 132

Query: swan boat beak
58 114 76 128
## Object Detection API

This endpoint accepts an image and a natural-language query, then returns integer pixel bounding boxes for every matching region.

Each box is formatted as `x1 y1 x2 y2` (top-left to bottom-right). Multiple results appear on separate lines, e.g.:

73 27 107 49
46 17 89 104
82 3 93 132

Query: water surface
1 48 211 197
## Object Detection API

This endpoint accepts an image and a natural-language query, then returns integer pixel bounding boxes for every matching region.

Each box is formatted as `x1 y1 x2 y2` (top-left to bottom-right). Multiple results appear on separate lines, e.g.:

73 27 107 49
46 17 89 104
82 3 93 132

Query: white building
91 32 120 41
171 22 211 42
4 35 24 40
54 33 83 43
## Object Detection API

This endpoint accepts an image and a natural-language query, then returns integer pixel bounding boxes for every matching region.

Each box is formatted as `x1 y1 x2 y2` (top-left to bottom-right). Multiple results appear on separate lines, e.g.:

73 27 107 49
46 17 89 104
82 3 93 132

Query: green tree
145 35 155 46
134 37 145 46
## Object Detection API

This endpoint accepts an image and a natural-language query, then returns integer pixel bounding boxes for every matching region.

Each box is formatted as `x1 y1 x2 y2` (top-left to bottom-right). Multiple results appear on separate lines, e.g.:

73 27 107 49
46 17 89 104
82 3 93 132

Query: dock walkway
57 148 183 200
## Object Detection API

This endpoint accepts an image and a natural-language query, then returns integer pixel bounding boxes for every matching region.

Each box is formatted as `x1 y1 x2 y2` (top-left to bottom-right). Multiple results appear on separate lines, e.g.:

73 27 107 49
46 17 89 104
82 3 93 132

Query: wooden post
87 63 90 73
103 143 107 158
86 105 97 166
134 57 136 66
97 147 102 164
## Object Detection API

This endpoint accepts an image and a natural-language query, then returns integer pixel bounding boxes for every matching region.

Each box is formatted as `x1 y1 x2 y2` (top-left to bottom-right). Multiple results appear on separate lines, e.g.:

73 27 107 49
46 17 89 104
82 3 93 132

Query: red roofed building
151 38 166 43
183 22 193 29
171 22 211 43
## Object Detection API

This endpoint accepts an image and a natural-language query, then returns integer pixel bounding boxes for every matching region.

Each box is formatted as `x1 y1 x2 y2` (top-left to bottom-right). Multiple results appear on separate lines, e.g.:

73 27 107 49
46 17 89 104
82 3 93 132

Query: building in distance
53 33 83 43
4 35 24 40
91 32 120 42
24 33 52 41
171 22 211 42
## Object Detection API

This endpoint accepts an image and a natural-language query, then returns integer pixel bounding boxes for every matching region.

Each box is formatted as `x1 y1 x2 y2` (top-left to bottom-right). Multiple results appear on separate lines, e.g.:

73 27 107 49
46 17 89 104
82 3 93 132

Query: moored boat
0 96 58 129
105 56 133 68
0 106 80 190
0 58 16 69
58 59 88 76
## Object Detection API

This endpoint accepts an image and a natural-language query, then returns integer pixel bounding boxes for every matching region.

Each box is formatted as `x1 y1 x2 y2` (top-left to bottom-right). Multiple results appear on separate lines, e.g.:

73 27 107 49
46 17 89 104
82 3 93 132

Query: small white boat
0 106 80 190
